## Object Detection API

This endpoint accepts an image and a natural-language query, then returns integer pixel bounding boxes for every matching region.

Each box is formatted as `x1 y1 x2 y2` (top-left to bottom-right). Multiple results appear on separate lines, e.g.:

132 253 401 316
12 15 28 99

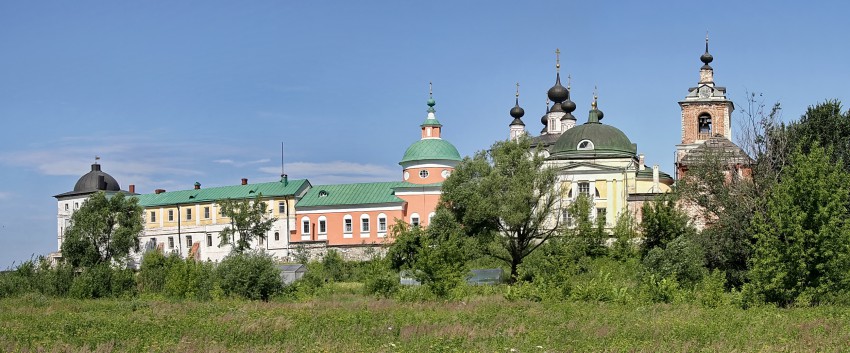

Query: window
259 235 264 246
301 217 310 235
411 213 420 227
185 235 193 247
578 182 590 197
150 211 156 223
168 210 174 222
698 113 712 137
419 170 429 179
206 233 212 247
64 203 69 211
278 201 286 213
186 208 192 221
204 207 210 219
577 140 595 150
343 215 353 233
597 207 607 223
274 232 280 241
219 206 225 217
378 214 387 232
168 237 174 249
361 215 370 232
318 218 327 234
74 202 79 210
562 209 573 225
318 190 329 198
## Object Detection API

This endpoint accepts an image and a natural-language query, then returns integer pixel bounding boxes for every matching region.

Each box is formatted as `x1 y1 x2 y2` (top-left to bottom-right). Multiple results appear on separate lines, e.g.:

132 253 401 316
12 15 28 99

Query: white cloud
258 160 399 185
0 192 10 200
213 158 270 167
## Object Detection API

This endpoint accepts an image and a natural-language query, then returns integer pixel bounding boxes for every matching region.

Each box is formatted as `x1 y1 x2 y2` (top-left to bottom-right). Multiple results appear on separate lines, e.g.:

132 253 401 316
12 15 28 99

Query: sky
1 1 849 267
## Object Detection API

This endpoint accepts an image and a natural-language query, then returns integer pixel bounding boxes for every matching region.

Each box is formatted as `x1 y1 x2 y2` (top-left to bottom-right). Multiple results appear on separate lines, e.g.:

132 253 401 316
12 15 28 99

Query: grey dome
73 163 121 192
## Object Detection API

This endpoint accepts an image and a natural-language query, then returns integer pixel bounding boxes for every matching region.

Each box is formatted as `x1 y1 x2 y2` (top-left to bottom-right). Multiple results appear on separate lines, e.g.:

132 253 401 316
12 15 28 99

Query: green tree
218 194 275 253
746 145 850 306
386 211 474 297
565 194 607 257
439 136 562 283
61 192 144 268
640 194 693 257
787 100 850 169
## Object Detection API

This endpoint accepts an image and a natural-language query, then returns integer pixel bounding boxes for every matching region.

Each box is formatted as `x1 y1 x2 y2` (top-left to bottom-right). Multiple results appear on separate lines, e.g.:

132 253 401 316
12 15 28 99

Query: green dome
550 123 637 158
400 139 462 164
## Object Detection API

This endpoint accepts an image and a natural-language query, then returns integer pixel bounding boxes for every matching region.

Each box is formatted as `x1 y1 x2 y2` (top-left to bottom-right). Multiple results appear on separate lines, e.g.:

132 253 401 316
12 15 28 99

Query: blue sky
1 1 848 267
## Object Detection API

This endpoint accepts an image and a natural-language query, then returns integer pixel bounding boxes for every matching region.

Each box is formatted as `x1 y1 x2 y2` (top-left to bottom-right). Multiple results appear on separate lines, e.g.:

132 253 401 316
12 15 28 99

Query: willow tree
440 136 562 282
62 192 144 268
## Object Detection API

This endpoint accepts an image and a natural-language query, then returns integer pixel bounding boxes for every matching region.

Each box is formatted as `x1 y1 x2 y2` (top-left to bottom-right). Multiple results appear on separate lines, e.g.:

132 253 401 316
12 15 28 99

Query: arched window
577 140 595 150
428 212 436 225
410 213 421 227
343 214 353 237
377 213 388 236
317 216 328 234
300 216 310 235
698 113 712 137
360 214 370 237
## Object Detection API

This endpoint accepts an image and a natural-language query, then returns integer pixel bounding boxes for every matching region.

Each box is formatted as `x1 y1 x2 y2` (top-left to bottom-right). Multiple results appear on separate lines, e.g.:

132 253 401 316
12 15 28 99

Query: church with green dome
508 50 675 229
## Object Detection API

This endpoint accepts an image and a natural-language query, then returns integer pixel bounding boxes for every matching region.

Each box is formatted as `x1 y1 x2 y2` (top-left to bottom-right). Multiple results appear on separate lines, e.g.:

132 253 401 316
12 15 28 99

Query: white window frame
278 201 286 214
410 213 420 227
419 169 429 179
343 214 353 238
186 208 192 221
377 213 387 236
360 214 370 237
168 236 174 249
578 182 590 197
318 216 328 240
301 216 310 240
206 233 213 247
168 210 174 222
428 212 436 225
150 211 156 223
577 139 595 150
204 207 210 219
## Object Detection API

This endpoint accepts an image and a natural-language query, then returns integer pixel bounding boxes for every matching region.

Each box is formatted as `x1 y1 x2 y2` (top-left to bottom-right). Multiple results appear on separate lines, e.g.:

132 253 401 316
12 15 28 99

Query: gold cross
555 48 561 71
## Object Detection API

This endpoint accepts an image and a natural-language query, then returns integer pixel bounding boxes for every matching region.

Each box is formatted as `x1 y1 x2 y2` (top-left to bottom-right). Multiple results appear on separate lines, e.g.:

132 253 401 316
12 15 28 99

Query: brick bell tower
675 35 735 176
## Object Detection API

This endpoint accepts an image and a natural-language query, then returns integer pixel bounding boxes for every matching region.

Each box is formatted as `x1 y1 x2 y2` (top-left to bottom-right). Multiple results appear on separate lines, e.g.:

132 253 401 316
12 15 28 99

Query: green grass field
3 291 850 352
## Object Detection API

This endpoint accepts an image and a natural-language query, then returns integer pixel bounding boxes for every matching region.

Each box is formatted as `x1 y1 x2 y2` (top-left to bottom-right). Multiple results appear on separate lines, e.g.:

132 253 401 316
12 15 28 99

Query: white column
606 179 614 225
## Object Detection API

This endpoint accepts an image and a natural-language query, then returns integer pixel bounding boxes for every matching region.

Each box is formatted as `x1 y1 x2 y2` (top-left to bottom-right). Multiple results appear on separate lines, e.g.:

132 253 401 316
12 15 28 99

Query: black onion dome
547 75 569 103
510 104 525 119
562 96 576 113
701 52 713 65
73 163 121 192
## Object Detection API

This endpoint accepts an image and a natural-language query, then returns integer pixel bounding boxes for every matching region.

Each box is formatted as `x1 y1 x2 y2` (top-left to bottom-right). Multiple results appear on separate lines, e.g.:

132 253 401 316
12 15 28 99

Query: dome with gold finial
550 93 636 158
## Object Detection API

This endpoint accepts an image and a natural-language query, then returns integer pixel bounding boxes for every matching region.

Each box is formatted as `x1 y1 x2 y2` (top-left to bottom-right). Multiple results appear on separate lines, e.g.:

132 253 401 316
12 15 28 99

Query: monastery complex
52 39 742 263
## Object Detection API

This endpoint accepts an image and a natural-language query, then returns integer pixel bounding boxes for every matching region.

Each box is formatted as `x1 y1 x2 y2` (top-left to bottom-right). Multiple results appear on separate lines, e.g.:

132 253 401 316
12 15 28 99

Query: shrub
137 251 181 294
640 274 680 303
362 260 399 298
69 263 135 299
216 251 281 301
642 235 706 287
164 258 215 301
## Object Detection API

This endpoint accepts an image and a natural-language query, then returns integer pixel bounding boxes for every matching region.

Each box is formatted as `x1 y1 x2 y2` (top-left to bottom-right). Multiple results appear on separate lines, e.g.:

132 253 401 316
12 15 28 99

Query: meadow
3 288 850 352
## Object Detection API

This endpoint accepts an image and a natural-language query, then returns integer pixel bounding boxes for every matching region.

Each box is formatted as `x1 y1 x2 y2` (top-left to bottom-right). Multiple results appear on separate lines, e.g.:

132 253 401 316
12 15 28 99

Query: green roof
636 167 675 183
135 179 309 207
296 181 441 208
421 117 442 127
400 139 462 164
550 122 637 158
